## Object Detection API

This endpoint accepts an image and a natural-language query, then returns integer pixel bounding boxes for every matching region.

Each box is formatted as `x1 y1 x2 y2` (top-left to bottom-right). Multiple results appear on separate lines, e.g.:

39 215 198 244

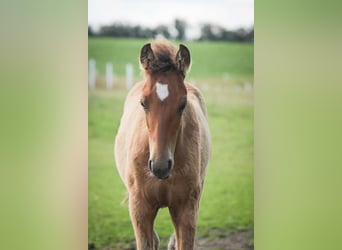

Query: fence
88 59 134 90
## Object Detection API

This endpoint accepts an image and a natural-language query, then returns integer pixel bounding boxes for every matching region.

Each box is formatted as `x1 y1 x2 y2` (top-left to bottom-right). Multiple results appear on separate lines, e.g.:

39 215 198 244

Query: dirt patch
195 229 254 250
92 229 253 250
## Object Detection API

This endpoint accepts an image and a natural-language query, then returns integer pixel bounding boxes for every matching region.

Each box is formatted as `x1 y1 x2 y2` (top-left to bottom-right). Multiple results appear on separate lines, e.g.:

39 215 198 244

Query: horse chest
141 177 195 208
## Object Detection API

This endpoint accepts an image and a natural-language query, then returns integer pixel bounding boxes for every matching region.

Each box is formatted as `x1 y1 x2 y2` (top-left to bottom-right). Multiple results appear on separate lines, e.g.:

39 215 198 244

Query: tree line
88 19 253 43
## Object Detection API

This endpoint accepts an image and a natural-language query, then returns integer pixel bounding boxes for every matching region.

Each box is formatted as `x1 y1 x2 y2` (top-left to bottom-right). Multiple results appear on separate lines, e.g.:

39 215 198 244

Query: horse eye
178 100 187 113
140 99 148 110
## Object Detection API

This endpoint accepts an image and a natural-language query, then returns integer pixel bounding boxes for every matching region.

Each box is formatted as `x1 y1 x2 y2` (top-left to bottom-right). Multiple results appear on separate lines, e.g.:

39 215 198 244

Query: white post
106 62 114 89
88 59 96 89
126 63 134 90
244 82 252 93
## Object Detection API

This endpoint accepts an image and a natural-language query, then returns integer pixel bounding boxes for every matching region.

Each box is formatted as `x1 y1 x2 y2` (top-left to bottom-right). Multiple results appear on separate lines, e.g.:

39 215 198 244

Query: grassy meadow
89 38 254 249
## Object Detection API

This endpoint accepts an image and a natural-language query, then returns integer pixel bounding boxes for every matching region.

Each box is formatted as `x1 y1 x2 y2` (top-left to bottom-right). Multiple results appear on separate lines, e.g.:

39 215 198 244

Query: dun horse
114 40 211 250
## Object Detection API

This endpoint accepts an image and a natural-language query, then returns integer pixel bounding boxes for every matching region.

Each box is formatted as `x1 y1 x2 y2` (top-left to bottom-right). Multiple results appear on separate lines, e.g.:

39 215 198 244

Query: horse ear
176 44 191 76
140 43 155 70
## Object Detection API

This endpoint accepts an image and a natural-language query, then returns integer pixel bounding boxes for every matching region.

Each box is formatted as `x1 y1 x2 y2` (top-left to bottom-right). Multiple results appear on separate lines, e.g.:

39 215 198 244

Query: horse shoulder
115 82 148 184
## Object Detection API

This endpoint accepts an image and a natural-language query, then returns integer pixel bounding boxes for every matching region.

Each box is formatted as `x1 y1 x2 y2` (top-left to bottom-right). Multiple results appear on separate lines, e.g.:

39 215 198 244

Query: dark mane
143 40 178 73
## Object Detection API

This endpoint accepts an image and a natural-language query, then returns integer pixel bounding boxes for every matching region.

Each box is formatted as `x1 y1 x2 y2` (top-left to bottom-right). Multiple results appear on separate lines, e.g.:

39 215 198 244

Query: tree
200 24 214 41
174 19 187 40
245 27 254 43
155 25 171 39
88 26 94 36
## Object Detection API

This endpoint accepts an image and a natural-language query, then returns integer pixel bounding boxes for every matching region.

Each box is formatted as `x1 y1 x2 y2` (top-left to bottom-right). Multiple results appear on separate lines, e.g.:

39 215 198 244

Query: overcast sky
89 0 254 33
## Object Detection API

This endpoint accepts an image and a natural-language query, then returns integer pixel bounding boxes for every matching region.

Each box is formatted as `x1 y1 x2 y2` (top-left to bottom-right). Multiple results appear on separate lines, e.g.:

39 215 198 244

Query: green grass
88 38 254 78
89 38 253 249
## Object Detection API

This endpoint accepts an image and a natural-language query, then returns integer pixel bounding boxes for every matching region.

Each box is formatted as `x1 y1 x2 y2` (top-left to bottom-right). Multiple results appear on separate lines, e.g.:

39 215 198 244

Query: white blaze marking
156 82 169 101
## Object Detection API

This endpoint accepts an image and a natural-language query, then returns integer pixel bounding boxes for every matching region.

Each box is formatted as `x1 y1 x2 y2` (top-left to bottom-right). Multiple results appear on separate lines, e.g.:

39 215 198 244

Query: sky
88 0 254 38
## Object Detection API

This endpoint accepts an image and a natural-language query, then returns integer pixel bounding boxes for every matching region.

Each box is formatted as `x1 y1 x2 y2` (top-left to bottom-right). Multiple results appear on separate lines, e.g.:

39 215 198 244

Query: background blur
89 0 254 249
1 1 341 250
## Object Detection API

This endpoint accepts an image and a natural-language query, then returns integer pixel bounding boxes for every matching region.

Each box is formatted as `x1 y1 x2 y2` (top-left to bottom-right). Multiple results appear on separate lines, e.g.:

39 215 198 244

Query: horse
114 40 211 250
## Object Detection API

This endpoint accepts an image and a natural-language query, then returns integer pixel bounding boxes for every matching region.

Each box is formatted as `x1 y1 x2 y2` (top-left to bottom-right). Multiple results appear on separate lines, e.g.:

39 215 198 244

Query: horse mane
140 40 178 73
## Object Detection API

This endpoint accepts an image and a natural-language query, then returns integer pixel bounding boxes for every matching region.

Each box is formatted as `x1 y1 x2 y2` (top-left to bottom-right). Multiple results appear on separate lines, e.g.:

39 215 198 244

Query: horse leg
167 232 176 250
153 229 159 250
129 195 158 250
169 201 199 250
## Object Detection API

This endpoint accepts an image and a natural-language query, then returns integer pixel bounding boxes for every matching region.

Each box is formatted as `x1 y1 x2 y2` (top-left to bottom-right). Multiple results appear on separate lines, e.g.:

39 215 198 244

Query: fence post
126 63 134 90
88 59 96 89
106 62 114 89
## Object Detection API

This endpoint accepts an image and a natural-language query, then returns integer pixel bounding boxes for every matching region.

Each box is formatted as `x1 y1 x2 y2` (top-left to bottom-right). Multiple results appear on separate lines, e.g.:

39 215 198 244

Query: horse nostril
148 160 153 172
167 159 172 171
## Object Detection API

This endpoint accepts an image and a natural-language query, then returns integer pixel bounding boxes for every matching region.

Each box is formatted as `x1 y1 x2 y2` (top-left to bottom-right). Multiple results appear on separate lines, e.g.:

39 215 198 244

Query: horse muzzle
148 158 173 179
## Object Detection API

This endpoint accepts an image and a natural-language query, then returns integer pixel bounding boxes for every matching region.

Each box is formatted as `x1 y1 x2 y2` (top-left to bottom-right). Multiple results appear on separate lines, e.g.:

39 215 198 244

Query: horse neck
176 102 200 153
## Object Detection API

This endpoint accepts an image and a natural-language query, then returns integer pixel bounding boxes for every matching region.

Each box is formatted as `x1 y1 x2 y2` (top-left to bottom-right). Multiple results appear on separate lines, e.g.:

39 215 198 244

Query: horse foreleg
153 229 159 250
167 232 176 250
129 195 158 250
169 201 199 250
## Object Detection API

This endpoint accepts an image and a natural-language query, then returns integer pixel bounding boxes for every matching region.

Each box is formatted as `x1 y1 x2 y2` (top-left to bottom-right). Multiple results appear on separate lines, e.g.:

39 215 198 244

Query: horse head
139 42 191 179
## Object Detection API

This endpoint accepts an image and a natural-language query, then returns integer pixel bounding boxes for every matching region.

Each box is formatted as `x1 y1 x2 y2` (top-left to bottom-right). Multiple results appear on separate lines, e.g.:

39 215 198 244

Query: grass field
89 38 254 249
